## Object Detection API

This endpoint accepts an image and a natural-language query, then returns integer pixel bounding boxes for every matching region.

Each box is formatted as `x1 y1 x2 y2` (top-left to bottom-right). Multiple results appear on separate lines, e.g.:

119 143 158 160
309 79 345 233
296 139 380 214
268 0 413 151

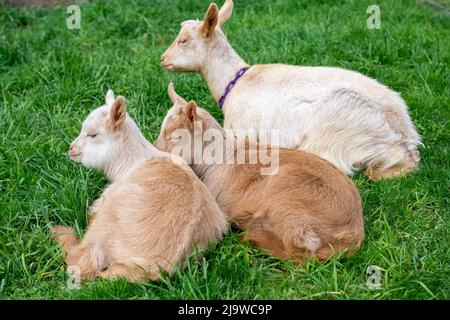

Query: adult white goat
160 0 421 179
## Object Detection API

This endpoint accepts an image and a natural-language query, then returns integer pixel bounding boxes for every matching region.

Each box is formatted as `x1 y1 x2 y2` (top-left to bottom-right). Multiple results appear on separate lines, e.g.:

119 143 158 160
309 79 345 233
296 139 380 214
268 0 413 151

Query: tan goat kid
50 90 227 282
160 0 421 180
155 84 365 261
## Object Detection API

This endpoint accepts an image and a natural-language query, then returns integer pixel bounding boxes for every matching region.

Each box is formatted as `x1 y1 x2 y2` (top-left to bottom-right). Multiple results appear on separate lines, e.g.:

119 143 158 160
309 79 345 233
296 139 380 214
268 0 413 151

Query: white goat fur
160 0 421 179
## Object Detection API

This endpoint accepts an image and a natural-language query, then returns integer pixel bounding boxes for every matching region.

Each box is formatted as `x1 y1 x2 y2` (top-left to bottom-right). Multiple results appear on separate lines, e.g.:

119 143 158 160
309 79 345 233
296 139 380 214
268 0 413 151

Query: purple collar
218 66 250 109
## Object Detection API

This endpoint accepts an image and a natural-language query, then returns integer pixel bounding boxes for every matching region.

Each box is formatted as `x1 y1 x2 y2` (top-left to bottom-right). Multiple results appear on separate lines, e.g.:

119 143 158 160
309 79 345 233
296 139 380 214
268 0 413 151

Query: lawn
0 0 449 299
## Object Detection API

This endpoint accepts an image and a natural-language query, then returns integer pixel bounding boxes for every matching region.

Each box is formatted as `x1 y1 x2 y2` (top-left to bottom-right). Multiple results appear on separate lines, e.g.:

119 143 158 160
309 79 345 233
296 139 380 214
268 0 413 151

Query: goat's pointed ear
109 96 126 130
183 100 198 123
168 82 187 105
105 89 115 107
202 3 219 37
218 0 233 27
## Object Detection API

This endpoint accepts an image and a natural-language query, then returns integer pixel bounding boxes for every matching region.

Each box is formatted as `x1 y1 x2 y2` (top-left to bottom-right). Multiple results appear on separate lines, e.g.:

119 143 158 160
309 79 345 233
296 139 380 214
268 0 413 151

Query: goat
154 84 364 262
50 90 227 281
160 0 421 180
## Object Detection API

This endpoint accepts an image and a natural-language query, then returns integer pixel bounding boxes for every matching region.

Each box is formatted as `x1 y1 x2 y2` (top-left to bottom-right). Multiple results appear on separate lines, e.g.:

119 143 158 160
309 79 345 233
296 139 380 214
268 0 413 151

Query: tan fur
155 86 364 262
52 91 227 282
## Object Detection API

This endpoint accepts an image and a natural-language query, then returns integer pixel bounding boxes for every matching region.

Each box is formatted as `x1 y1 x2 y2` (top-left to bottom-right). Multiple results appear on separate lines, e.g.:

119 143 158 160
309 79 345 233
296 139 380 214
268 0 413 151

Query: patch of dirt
5 0 78 6
418 0 450 15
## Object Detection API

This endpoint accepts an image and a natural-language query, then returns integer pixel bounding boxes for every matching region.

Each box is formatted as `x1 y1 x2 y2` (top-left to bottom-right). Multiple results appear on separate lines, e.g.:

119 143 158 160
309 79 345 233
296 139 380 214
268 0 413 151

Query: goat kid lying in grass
154 84 364 261
160 0 421 180
50 90 227 282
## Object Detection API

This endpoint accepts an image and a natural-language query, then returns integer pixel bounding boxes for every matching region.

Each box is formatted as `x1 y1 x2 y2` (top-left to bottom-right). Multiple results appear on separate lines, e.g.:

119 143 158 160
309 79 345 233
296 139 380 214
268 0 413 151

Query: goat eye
179 39 188 44
87 133 97 138
170 135 181 144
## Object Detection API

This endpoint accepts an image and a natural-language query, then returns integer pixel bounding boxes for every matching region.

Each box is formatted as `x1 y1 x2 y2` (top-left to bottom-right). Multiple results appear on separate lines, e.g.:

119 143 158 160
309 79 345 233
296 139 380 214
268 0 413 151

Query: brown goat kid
51 90 227 281
155 84 365 261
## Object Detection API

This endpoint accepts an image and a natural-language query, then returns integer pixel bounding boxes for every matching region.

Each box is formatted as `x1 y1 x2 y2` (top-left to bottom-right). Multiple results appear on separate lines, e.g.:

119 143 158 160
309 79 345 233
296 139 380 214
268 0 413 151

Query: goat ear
218 0 233 27
168 82 187 105
202 3 219 37
183 100 197 123
109 96 126 130
105 89 115 107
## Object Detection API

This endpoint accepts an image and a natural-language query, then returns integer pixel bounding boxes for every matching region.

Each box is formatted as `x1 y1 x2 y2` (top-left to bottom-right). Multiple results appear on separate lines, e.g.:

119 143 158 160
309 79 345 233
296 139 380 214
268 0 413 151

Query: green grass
0 0 449 300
